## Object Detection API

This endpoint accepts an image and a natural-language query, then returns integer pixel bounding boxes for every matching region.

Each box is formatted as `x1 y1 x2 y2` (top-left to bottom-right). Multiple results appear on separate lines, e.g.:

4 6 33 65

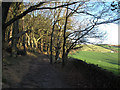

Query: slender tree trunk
39 39 41 51
43 39 46 52
55 25 61 62
55 49 60 62
7 29 11 43
23 35 26 53
22 17 26 54
47 43 49 54
41 38 43 52
50 22 56 64
11 19 19 57
62 7 68 66
11 3 20 57
55 41 61 63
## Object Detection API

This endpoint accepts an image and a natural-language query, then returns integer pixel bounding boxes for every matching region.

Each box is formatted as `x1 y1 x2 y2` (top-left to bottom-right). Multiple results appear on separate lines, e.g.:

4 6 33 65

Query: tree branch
3 2 46 29
36 1 81 10
8 29 32 43
66 29 88 39
67 24 96 53
4 1 81 29
67 7 95 17
96 18 120 25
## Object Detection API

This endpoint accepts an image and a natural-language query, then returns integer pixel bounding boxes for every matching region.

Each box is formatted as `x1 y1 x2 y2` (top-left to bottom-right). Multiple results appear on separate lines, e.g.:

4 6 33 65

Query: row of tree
2 1 120 65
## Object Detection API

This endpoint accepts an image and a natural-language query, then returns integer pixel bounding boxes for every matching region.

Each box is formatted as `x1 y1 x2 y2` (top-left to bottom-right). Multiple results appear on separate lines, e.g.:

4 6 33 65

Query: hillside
75 44 113 52
69 44 119 75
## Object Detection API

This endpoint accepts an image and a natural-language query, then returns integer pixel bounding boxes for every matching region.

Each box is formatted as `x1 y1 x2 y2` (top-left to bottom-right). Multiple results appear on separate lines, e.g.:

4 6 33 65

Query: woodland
2 1 120 65
1 1 120 88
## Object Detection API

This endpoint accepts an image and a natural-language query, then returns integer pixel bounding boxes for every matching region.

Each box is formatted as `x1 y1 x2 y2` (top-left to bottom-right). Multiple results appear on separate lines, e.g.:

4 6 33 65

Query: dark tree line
2 1 120 65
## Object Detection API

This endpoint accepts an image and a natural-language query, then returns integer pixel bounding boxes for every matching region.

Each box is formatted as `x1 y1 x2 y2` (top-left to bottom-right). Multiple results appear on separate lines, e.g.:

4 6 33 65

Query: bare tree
2 1 120 65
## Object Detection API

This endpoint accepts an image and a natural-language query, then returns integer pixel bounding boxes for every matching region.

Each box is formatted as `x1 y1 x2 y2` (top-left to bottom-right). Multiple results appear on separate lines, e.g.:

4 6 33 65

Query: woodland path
18 54 70 88
3 52 119 88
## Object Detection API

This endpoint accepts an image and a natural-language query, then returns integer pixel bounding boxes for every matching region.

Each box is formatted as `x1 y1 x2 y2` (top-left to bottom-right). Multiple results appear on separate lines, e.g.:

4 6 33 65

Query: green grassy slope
69 45 119 75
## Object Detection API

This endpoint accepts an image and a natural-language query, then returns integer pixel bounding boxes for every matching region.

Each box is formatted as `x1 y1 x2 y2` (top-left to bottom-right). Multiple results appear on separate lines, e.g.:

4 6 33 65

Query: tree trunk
22 17 26 55
11 2 20 57
55 49 60 62
50 23 55 64
62 7 68 66
43 39 46 52
39 39 42 51
23 35 26 54
11 19 19 57
55 41 61 63
47 43 49 54
2 2 11 49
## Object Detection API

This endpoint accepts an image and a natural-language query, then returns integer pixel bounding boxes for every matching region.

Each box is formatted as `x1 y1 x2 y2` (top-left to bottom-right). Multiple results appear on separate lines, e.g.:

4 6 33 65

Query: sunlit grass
69 51 119 75
75 44 112 52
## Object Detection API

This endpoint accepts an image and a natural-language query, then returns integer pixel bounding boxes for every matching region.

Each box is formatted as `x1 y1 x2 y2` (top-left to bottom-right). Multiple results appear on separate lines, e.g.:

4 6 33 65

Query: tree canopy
2 1 120 65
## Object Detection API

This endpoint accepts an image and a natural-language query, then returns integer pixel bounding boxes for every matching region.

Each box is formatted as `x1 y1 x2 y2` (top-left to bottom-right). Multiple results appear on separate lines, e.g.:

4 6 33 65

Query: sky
73 1 119 45
88 23 119 45
98 23 118 45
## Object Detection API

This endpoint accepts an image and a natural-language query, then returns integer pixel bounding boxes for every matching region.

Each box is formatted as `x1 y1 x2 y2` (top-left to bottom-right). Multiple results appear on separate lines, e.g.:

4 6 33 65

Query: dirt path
18 55 70 88
3 53 72 88
3 52 119 88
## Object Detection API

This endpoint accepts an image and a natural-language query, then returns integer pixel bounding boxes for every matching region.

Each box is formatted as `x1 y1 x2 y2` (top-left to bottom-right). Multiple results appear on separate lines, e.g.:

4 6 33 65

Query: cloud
98 23 118 45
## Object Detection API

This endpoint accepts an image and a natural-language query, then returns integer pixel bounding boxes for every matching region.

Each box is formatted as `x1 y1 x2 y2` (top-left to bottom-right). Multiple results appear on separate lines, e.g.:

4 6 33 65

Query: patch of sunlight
43 52 48 55
98 60 101 62
27 51 37 58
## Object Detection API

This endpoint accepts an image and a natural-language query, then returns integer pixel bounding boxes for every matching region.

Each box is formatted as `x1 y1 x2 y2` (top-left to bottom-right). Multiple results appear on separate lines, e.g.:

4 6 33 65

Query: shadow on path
18 54 70 88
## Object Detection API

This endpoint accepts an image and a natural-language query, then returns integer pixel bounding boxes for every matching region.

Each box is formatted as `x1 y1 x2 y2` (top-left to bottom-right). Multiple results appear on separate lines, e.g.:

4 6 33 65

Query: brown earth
2 51 120 88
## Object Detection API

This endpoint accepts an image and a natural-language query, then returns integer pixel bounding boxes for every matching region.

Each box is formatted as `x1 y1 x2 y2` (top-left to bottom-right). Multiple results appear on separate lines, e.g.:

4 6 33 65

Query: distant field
98 44 120 52
75 44 119 52
69 44 119 76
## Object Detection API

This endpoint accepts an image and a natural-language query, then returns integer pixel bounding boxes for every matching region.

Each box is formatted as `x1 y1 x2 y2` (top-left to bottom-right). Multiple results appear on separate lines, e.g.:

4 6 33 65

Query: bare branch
96 18 120 25
4 2 45 29
8 29 32 43
4 1 81 29
67 7 95 17
66 29 89 39
72 46 83 50
67 24 96 53
36 1 82 10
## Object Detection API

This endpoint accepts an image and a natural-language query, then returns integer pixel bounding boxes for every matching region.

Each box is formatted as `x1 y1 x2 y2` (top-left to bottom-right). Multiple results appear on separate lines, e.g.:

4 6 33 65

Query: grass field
69 44 119 76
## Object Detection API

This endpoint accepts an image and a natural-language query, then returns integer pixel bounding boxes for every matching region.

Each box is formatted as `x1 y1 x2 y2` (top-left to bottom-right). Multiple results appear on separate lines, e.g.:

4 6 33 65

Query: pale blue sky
72 1 119 45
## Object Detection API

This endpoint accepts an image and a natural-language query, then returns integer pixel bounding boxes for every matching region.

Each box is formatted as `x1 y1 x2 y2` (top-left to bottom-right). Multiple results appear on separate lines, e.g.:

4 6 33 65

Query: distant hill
97 44 119 53
75 44 119 53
